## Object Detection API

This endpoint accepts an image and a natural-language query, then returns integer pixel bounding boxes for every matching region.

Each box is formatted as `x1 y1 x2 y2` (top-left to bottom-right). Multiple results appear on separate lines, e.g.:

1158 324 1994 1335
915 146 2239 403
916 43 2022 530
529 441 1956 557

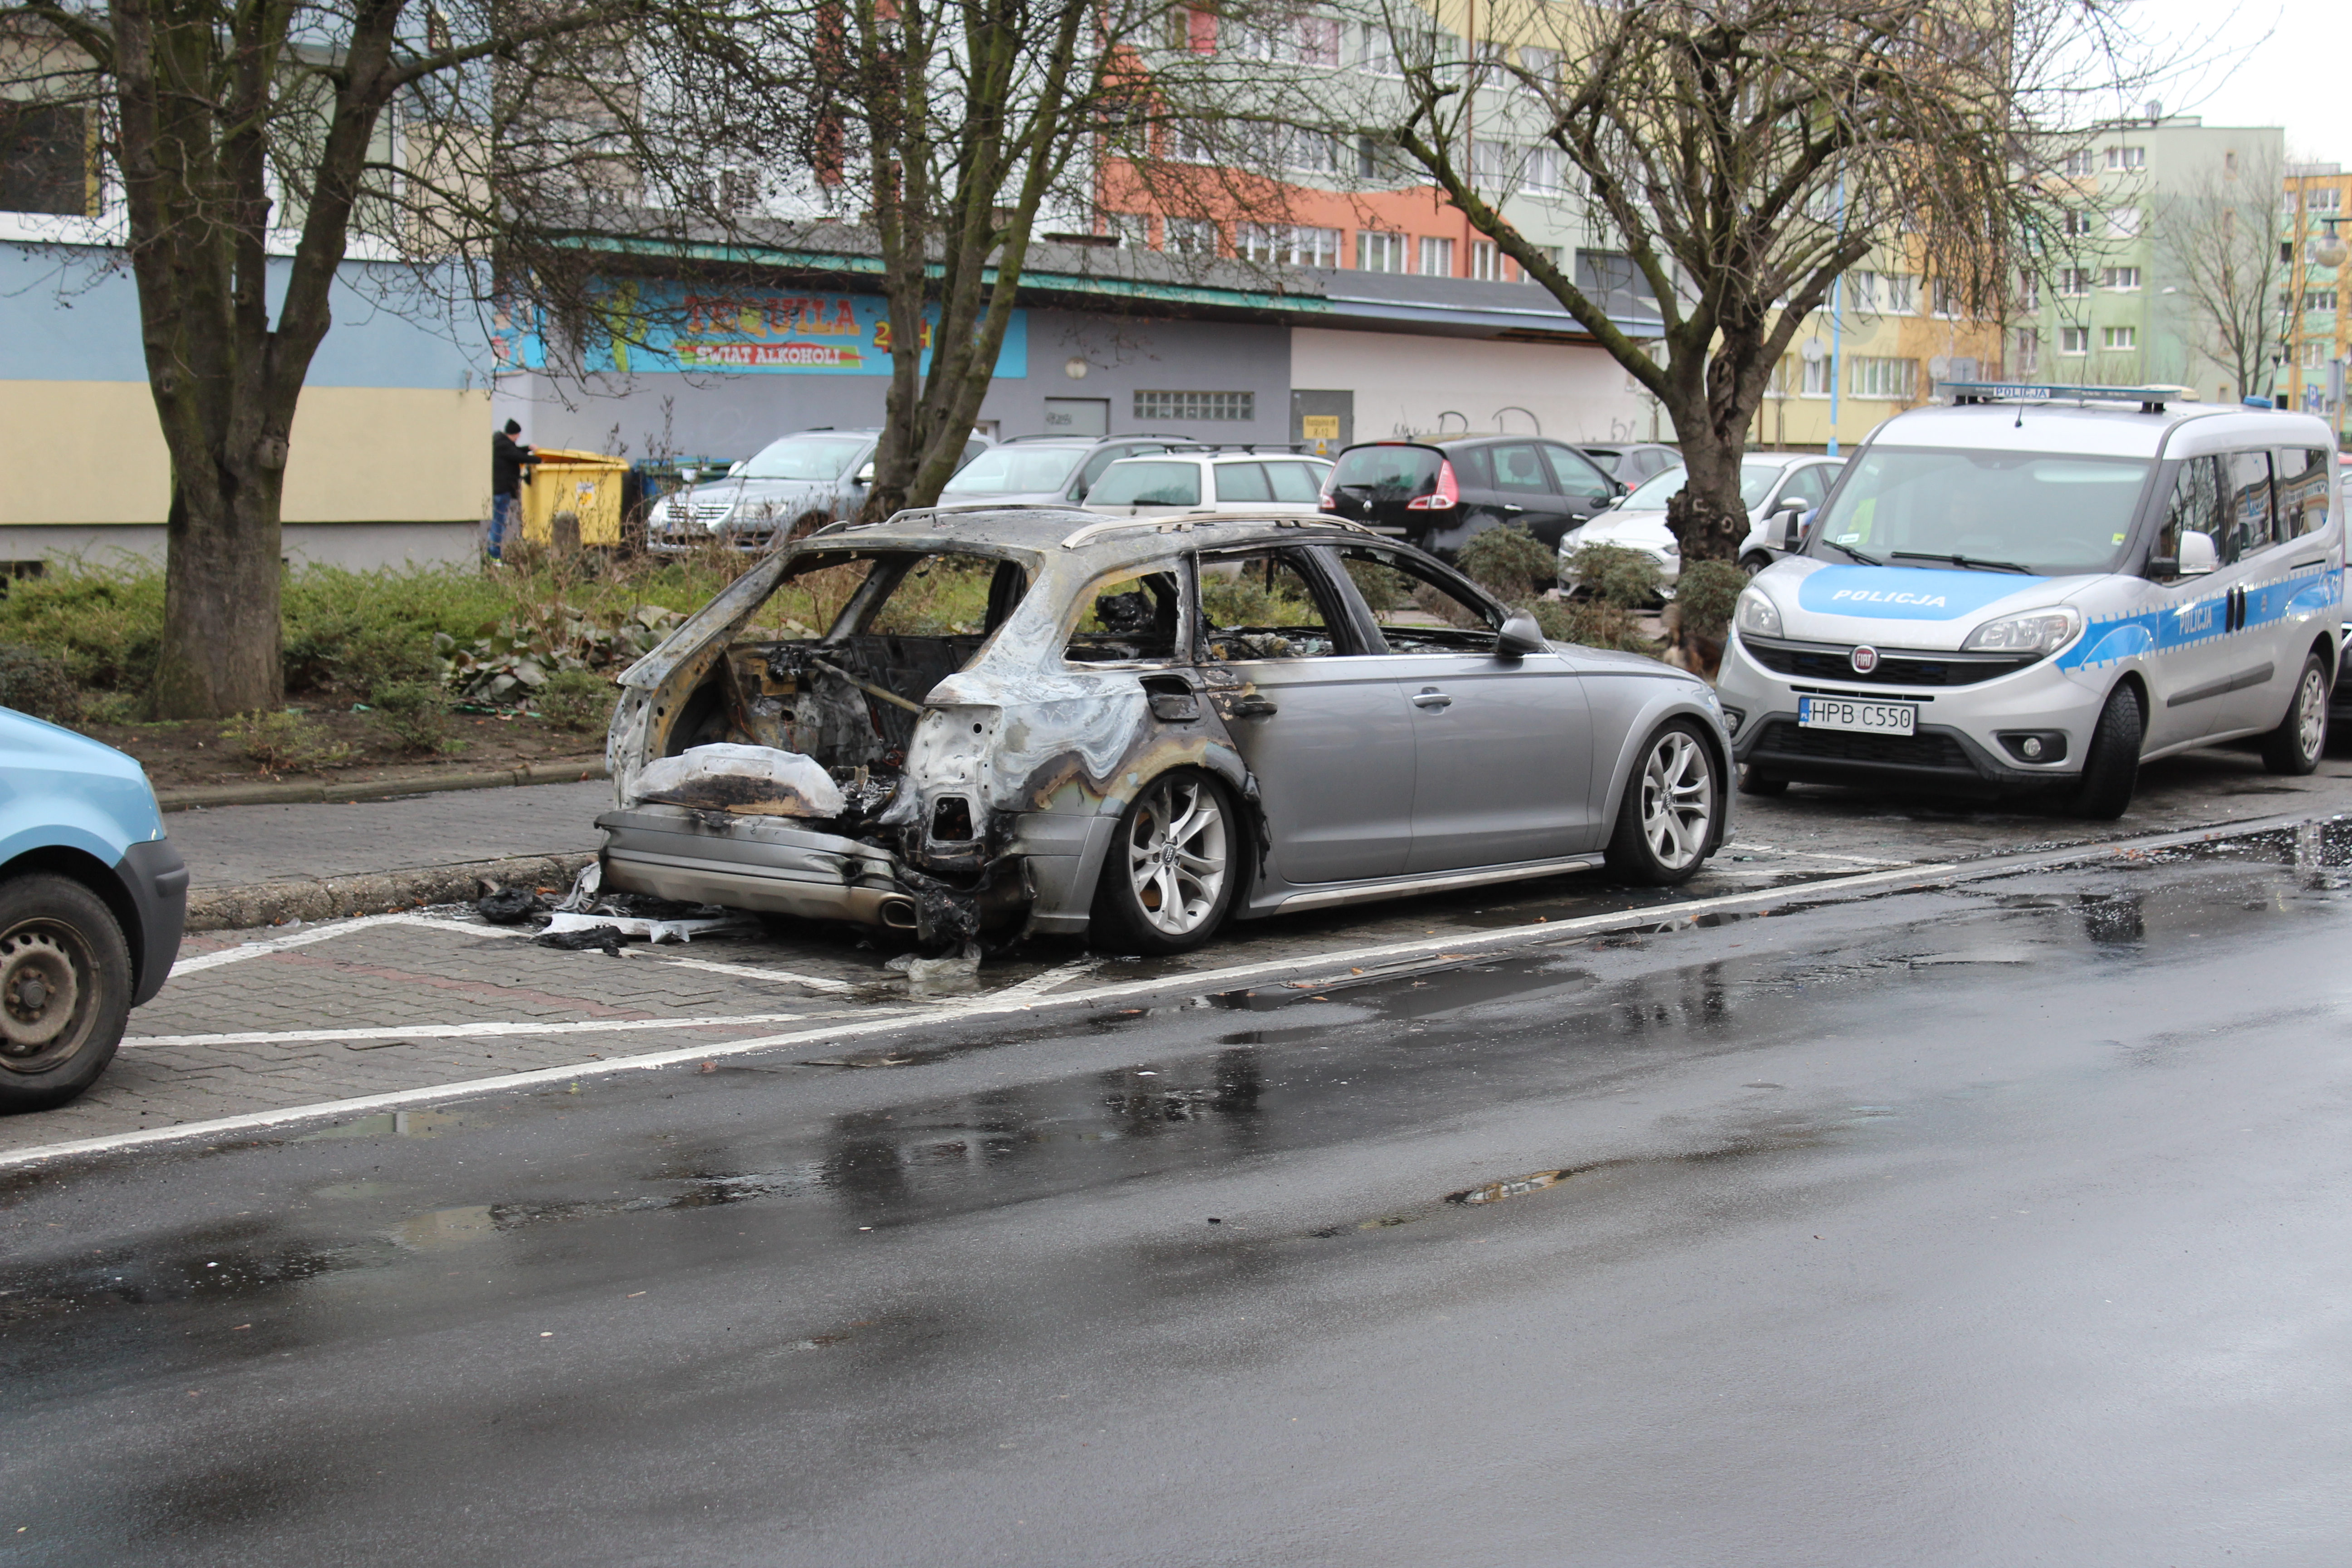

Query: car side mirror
680 466 701 485
853 461 876 486
2154 534 2218 578
1778 505 1810 551
1496 612 1548 659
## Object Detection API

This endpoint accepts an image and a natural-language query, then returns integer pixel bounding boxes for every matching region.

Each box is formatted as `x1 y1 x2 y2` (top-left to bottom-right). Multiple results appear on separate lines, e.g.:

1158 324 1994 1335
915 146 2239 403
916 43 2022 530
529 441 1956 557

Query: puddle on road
295 1109 482 1143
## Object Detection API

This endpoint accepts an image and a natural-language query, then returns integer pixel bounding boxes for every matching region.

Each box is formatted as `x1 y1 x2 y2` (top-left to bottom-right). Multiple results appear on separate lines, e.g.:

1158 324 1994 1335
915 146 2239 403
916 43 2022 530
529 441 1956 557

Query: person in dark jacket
490 419 535 559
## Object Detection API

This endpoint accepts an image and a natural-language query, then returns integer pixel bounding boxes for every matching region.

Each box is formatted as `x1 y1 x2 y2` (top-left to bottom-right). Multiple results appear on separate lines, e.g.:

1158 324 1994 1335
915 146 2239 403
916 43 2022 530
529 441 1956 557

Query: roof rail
1059 512 1380 549
1943 381 2195 414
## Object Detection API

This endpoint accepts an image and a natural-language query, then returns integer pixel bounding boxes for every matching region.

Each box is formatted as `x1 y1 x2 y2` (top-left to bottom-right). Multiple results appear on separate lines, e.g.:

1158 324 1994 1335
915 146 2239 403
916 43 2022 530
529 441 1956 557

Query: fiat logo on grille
1849 645 1880 674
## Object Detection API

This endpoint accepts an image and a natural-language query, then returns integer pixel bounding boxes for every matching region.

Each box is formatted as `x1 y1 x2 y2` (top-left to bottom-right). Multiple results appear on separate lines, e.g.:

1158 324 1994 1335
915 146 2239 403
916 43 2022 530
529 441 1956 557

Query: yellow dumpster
520 449 628 549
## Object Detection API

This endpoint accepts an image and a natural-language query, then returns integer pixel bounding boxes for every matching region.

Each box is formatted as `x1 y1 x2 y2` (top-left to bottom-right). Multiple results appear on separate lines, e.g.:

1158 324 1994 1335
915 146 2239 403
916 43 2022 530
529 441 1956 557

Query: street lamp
2313 217 2349 271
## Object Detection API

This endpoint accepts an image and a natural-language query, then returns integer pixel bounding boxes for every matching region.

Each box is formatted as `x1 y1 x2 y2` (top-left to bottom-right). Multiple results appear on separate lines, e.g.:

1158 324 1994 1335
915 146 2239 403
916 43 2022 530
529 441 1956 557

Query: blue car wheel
0 873 134 1113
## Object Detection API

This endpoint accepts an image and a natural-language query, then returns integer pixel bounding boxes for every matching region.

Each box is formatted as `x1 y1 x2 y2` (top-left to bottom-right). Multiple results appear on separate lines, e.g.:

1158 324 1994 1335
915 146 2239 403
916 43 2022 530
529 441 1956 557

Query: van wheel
2259 652 2329 775
2068 682 2143 820
0 875 133 1114
1603 721 1720 885
1088 769 1240 956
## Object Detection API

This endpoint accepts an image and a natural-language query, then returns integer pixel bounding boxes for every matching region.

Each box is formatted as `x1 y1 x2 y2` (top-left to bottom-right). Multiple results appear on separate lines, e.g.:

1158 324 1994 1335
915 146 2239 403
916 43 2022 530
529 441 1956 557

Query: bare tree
2152 146 2288 406
0 0 790 719
1305 0 2131 563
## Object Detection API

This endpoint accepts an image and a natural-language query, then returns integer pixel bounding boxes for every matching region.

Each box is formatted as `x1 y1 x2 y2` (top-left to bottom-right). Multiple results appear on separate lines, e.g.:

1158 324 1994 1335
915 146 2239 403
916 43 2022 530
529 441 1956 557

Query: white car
1087 450 1333 517
1556 452 1847 593
1719 383 2342 819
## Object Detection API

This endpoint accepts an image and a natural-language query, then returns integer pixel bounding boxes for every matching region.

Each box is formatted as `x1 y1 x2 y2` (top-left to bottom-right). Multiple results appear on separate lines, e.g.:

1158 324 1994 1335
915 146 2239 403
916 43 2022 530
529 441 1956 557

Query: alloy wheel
1639 730 1714 871
2295 666 2327 763
1123 775 1230 936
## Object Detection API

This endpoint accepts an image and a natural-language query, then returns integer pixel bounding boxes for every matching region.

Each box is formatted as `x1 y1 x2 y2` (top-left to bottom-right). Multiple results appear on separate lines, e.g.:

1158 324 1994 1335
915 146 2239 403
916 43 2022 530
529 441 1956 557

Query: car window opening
1200 549 1344 660
1066 570 1184 664
634 549 1031 823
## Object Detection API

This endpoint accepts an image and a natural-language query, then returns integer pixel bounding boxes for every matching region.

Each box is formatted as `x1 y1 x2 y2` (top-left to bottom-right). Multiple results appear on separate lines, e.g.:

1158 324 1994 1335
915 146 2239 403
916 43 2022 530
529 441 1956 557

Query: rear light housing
1404 458 1459 511
1318 472 1337 511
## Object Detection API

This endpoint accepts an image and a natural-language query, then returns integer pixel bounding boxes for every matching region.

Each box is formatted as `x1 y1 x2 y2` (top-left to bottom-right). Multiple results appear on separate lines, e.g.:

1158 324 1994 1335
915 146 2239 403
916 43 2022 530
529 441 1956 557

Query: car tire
1088 769 1241 956
1739 552 1773 577
1603 721 1721 886
2259 652 2329 775
1737 765 1788 797
0 874 133 1114
2068 681 2144 820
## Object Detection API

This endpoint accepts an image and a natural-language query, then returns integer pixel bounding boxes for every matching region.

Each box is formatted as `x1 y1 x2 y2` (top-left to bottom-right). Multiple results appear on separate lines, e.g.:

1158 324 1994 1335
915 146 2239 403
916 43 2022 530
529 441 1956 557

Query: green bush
334 626 442 701
0 644 82 724
367 680 461 755
1561 542 1664 608
220 709 353 773
1673 559 1749 642
1343 557 1411 615
538 668 616 733
1456 524 1555 601
1527 596 1661 656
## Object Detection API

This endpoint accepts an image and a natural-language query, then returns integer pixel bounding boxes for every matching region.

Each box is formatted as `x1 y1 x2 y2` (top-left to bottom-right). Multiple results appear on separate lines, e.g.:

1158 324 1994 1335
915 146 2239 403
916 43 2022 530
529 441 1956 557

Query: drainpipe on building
1827 175 1846 456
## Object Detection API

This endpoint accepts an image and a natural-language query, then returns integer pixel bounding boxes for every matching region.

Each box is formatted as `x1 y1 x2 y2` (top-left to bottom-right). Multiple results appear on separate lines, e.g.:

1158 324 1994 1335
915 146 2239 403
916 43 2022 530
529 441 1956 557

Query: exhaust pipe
878 896 919 931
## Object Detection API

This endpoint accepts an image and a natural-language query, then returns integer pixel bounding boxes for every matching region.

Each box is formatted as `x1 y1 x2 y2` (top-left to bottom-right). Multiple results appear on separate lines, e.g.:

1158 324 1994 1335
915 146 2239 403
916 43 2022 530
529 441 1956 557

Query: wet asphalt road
6 828 2352 1565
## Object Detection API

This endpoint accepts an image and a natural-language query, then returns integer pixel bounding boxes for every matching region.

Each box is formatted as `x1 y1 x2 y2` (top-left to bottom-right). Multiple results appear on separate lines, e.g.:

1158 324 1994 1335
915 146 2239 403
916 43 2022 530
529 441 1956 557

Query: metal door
1382 648 1594 871
1197 549 1413 885
2207 449 2287 736
1291 390 1355 459
2143 454 2239 749
1485 441 1575 548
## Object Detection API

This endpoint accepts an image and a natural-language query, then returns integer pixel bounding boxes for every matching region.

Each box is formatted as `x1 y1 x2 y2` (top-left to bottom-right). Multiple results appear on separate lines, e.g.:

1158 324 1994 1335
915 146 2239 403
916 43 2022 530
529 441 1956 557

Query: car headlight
1660 542 1680 559
1735 588 1782 639
1961 606 2080 655
648 495 673 525
1558 527 1587 556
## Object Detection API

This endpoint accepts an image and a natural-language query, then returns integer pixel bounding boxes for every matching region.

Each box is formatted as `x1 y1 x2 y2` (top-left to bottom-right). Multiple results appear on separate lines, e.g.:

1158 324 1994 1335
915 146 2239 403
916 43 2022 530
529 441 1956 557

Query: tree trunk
1663 422 1751 565
151 460 287 718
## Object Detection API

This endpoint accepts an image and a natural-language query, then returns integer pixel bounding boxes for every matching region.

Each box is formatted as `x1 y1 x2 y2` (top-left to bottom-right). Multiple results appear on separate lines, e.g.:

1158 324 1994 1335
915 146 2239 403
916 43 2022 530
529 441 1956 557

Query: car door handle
1411 688 1453 709
1500 504 1524 513
1230 694 1279 718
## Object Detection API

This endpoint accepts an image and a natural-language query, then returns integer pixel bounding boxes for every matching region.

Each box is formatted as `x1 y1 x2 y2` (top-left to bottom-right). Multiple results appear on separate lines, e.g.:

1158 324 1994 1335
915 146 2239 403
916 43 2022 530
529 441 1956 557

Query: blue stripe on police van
2055 565 2344 673
1794 565 2049 621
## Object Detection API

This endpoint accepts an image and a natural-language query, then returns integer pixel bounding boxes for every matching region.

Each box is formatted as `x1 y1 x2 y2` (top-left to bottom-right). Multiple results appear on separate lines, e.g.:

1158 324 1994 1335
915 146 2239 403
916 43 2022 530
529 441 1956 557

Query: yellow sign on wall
1300 415 1341 439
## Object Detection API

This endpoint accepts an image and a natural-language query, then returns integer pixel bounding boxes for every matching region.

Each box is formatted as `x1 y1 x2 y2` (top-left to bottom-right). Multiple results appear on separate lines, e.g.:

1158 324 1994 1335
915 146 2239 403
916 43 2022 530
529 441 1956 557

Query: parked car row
1555 452 1847 597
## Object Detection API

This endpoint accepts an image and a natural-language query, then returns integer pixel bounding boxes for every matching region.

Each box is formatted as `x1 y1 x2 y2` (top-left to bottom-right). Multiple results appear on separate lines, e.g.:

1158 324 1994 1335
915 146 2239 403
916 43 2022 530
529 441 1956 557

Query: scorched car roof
804 504 1387 572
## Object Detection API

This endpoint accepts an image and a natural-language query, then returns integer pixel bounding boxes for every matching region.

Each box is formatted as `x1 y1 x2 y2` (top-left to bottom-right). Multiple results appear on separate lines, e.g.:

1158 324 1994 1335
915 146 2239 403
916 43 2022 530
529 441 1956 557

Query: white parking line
121 1009 897 1049
649 956 862 994
24 807 2332 1170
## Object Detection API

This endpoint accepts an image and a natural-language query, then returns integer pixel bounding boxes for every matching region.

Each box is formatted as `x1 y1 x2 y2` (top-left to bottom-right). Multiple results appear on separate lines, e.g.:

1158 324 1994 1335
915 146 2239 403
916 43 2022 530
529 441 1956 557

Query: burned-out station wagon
597 508 1731 954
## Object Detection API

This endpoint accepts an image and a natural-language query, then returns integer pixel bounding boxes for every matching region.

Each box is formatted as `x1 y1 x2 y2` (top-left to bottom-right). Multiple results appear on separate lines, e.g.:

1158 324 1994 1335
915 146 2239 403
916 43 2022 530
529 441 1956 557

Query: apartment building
2016 114 2287 406
2282 163 2351 432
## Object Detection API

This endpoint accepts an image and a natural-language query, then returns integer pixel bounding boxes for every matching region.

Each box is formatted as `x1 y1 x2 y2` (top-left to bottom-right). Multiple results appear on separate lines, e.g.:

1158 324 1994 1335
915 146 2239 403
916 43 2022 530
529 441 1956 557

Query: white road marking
122 1009 903 1050
169 913 529 975
23 809 2324 1169
8 862 1957 1168
650 956 861 994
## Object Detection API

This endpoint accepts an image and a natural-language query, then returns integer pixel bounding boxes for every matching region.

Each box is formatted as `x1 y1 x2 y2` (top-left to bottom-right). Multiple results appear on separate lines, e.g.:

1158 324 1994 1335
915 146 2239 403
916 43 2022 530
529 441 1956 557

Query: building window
2060 209 2092 238
1293 15 1340 66
2012 328 2041 377
1849 357 1919 401
2311 187 2343 214
2283 189 2302 216
1284 131 1341 175
1417 236 1455 276
0 104 94 218
1168 123 1218 164
2058 268 2092 297
1169 7 1216 51
2060 325 2090 355
1293 225 1341 266
1470 240 1503 281
2306 289 2338 313
2105 146 2146 171
2101 325 2136 351
1164 216 1218 255
1356 21 1399 75
1929 277 1961 317
1534 244 1563 271
1800 355 1832 396
1102 213 1150 250
2061 149 2095 176
2225 150 2239 179
2017 270 2040 310
1523 145 1567 195
1518 45 1559 86
2106 206 2142 238
1235 223 1281 264
1237 223 1339 266
1357 230 1406 272
2102 266 2141 290
2301 340 2329 367
1134 390 1255 422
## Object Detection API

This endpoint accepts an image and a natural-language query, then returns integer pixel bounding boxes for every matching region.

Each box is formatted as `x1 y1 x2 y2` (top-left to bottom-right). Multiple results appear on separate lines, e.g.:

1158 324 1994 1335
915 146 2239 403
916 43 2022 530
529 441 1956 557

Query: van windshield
740 436 868 480
1806 447 2150 575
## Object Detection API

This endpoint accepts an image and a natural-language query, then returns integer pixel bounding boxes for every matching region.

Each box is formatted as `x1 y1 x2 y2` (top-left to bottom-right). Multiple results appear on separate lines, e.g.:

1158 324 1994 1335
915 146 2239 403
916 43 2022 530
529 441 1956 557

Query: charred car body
598 508 1731 953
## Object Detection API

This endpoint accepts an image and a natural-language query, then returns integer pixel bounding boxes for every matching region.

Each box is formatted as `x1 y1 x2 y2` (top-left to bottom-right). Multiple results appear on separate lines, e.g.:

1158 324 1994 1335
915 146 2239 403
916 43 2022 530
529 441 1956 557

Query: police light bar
1943 382 2190 412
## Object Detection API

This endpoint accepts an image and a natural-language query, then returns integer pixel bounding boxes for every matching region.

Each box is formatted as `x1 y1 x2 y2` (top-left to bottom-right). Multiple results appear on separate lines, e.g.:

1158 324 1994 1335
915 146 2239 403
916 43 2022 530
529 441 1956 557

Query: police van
1717 384 2342 818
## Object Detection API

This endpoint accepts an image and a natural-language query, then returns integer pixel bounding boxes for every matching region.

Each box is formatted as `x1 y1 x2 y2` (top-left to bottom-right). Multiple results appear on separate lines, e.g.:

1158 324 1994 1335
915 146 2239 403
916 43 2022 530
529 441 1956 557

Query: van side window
2220 450 2275 562
2153 456 2224 579
2273 447 2332 539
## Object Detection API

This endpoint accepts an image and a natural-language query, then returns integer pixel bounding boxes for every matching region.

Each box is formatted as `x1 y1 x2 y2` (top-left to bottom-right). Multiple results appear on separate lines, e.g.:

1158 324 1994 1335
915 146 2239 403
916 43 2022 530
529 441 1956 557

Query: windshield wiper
1891 550 2032 574
1820 539 1882 565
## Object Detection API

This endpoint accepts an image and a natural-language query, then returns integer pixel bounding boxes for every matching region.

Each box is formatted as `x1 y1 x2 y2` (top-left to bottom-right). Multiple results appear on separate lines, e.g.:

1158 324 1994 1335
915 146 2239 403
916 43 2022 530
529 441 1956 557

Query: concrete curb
186 851 598 933
158 759 607 813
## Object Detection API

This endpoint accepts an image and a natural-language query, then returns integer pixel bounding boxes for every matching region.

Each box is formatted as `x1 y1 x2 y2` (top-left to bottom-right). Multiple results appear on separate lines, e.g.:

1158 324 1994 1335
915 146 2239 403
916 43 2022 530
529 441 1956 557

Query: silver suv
937 435 1200 508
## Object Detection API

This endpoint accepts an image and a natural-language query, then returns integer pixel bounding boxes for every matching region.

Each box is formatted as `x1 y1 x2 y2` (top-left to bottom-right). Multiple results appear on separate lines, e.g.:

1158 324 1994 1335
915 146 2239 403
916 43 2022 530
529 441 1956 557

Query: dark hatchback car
1320 436 1624 556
